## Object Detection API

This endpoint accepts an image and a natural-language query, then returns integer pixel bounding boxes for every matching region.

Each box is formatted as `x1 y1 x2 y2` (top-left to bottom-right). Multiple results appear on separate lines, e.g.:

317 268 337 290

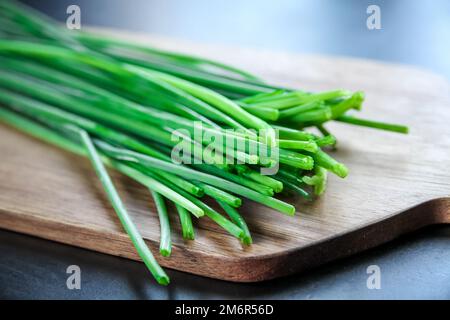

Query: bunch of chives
0 0 408 285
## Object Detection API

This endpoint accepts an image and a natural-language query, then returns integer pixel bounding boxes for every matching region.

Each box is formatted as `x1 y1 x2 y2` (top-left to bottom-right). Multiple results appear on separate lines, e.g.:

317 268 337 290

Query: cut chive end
160 248 171 257
156 275 170 286
335 163 349 178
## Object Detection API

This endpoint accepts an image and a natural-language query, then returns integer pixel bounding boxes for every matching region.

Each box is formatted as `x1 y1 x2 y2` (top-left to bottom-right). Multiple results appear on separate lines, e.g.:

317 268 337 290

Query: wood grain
0 30 449 282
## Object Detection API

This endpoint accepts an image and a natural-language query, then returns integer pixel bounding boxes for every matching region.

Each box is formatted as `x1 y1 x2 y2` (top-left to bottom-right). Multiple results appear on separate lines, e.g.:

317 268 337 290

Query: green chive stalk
150 191 172 257
77 128 170 285
217 200 252 245
175 203 195 240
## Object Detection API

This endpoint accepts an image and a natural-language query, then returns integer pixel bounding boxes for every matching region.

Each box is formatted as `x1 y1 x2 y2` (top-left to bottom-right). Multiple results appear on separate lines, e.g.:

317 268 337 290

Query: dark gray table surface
1 0 449 300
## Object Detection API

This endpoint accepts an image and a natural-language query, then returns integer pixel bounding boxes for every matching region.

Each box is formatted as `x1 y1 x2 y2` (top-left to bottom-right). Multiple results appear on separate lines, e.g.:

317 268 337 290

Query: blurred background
21 0 450 79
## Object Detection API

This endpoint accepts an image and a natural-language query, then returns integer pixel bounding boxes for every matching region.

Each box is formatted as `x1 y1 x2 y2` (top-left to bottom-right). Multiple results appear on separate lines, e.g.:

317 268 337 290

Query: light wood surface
0 30 449 282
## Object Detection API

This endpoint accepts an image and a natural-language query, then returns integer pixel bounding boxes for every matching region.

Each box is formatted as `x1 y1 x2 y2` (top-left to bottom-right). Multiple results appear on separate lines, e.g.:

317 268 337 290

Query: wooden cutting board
0 30 449 282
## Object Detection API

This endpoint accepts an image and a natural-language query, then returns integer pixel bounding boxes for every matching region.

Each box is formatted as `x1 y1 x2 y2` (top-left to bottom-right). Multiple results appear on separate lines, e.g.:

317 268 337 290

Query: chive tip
160 249 171 257
157 276 170 286
335 163 349 178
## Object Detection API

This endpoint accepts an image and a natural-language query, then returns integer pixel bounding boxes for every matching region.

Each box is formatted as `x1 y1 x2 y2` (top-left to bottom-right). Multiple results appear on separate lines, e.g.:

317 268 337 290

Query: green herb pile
0 0 408 285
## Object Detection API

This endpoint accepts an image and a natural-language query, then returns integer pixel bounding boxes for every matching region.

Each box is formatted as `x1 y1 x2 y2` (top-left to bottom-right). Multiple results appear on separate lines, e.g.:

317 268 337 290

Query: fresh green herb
77 128 170 285
175 203 195 240
150 191 172 257
0 0 409 286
